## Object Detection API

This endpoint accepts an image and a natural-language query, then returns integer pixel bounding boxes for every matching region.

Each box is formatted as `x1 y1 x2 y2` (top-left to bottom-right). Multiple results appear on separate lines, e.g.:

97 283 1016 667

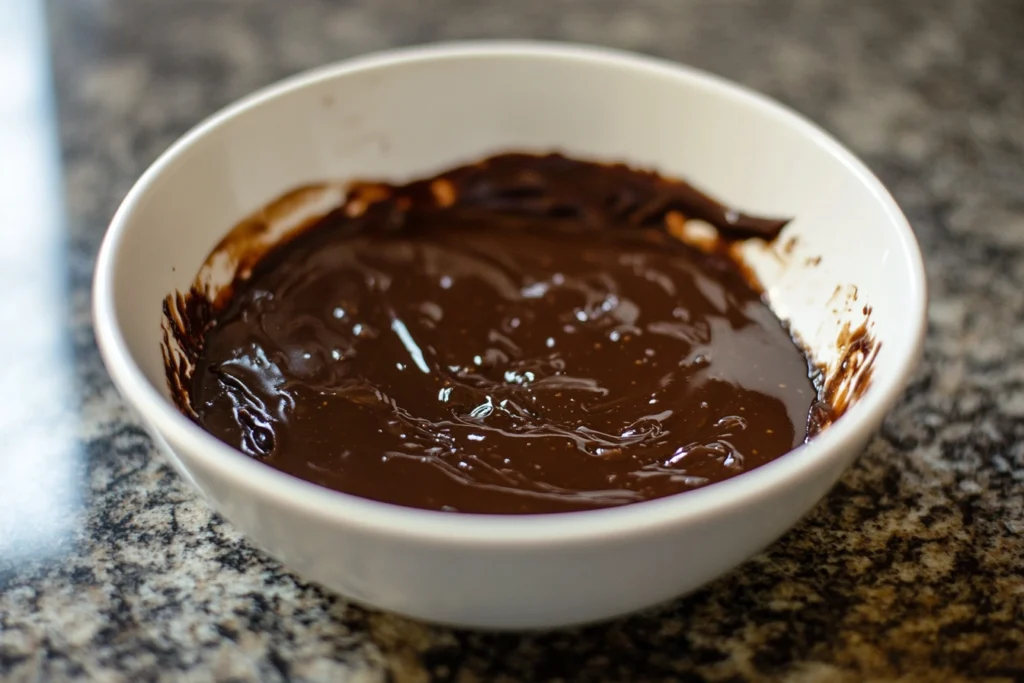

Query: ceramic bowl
93 42 926 630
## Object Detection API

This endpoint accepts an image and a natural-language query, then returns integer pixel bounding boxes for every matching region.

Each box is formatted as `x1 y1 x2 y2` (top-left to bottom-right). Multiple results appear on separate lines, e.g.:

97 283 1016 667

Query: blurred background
2 1 1024 681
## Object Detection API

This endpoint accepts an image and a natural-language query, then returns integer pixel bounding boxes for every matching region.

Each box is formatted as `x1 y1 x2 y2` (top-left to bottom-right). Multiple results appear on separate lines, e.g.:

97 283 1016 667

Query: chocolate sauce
186 154 818 514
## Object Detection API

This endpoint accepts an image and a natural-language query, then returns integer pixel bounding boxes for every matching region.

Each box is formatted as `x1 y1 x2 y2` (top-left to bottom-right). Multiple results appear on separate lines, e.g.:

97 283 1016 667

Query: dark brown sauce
169 153 834 514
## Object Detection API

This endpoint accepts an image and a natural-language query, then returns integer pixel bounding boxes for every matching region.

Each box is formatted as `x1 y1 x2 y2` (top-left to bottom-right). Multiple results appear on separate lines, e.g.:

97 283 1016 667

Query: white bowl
93 42 926 630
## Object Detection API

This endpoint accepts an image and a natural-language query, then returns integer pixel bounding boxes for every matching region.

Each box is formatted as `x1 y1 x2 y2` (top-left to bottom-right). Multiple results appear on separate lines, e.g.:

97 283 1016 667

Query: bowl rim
92 40 927 546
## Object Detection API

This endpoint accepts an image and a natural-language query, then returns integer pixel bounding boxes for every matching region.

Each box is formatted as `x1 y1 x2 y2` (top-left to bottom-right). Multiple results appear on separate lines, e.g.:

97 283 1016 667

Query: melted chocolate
187 154 817 514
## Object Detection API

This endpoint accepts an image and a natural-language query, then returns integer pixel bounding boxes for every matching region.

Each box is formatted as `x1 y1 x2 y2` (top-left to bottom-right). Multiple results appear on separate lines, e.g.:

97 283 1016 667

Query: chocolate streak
173 153 825 514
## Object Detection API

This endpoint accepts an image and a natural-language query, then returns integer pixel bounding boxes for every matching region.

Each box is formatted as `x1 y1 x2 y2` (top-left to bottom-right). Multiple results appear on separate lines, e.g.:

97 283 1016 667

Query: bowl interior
101 43 924 497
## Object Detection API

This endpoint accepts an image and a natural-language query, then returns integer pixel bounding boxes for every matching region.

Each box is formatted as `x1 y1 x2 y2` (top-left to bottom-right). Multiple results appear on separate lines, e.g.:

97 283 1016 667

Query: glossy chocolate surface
188 154 816 514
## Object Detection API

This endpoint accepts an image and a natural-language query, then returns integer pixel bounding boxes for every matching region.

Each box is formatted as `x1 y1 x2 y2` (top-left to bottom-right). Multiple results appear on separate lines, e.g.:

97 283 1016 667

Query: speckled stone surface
2 0 1023 680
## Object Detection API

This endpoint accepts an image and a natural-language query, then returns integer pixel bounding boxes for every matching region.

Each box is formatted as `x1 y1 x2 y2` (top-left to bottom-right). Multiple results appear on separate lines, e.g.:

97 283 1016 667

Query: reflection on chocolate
183 153 818 514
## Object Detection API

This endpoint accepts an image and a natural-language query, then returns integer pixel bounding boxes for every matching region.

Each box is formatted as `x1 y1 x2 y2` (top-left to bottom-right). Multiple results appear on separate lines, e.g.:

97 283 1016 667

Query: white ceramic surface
93 42 926 630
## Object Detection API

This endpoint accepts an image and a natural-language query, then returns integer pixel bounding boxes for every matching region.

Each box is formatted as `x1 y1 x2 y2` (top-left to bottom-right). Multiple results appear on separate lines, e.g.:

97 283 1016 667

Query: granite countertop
2 0 1023 680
